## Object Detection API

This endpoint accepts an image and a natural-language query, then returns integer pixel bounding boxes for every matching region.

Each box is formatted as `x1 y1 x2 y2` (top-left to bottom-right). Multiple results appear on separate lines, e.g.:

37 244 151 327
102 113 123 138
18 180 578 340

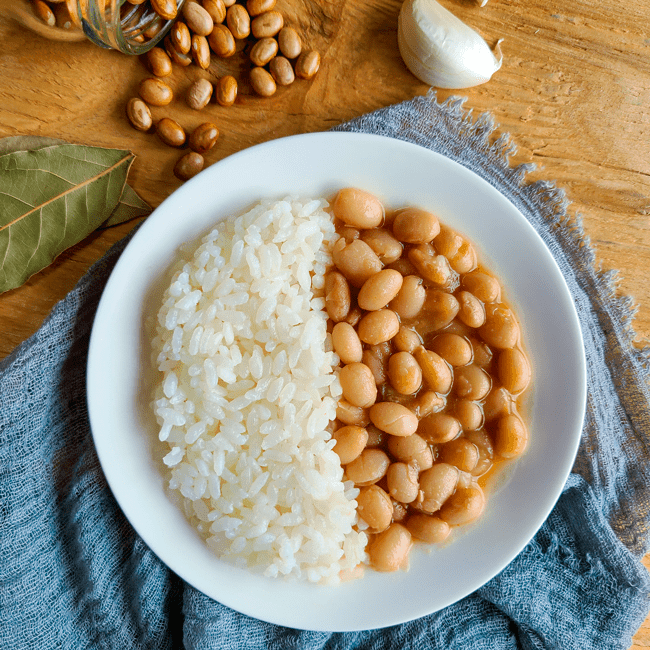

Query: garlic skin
398 0 502 89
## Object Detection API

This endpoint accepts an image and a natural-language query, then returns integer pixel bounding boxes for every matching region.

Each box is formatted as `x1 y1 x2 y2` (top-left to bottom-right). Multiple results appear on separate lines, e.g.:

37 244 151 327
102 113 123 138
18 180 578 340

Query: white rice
151 196 367 583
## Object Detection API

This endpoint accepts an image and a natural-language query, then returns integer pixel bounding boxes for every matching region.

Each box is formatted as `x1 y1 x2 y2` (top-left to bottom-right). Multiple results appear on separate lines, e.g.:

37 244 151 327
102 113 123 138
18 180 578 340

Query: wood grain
0 0 649 643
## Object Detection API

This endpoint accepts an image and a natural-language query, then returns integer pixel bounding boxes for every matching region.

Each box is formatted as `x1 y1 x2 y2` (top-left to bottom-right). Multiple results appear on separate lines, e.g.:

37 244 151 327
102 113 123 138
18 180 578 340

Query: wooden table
1 0 648 645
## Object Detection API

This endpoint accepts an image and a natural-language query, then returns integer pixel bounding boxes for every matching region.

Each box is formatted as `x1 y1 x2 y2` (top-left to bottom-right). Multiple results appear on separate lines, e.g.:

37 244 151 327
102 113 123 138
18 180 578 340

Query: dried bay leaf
0 141 150 294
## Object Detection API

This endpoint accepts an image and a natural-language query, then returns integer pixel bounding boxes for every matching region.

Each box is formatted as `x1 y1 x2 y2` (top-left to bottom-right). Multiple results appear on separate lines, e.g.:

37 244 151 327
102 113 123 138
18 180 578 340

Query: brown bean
469 337 493 367
337 226 360 242
408 248 453 288
144 47 173 77
449 240 477 274
356 485 393 532
250 67 276 97
362 348 388 386
332 238 382 288
483 386 513 422
209 25 236 57
360 229 403 264
171 21 191 54
174 152 204 181
358 269 403 311
387 462 419 503
155 118 186 147
151 0 178 20
251 10 284 38
387 433 433 471
139 77 173 106
191 34 211 69
497 348 531 393
324 271 351 322
368 523 411 572
269 56 295 86
126 97 152 132
414 390 446 418
423 290 459 331
215 75 238 105
336 399 370 427
454 364 491 400
439 484 485 525
331 322 362 364
33 0 56 26
357 310 400 345
407 514 450 544
457 291 486 328
386 257 418 277
202 0 226 23
389 275 425 319
189 122 219 154
333 188 385 229
277 26 302 58
479 303 520 349
388 351 422 395
331 425 368 465
453 399 483 431
164 36 192 66
247 0 275 16
345 449 390 486
438 438 479 472
418 413 462 444
392 208 440 244
462 271 500 303
344 306 363 327
413 347 453 394
226 3 250 38
393 326 422 354
182 1 214 35
430 333 472 367
339 363 377 408
493 413 528 458
186 78 213 109
418 463 458 513
369 402 418 437
295 50 320 79
365 424 385 448
250 37 278 67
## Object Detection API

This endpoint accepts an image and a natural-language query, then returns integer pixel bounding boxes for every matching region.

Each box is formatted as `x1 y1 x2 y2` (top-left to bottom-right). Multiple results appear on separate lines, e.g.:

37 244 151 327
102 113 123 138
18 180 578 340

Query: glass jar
3 0 185 54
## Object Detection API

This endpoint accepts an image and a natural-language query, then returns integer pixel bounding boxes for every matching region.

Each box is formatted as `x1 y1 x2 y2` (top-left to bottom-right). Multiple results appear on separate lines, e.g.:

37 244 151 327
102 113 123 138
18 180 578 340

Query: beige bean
453 399 483 431
202 0 226 24
438 438 479 472
497 348 531 393
357 310 400 345
358 269 403 311
386 257 418 277
126 98 152 132
339 362 377 408
344 306 363 327
414 390 446 418
250 37 278 66
139 77 173 106
457 291 486 328
494 413 528 458
226 3 250 38
209 24 236 57
389 275 425 320
337 226 360 242
331 425 368 465
449 240 477 274
155 118 186 147
191 34 211 69
182 1 214 35
332 188 385 229
269 56 295 86
462 271 500 303
387 462 419 503
369 402 418 437
483 386 513 422
479 303 520 349
433 224 463 258
423 290 459 331
418 463 458 513
388 351 422 395
143 18 163 39
469 336 493 367
387 433 433 471
151 0 177 20
454 364 491 400
332 322 362 364
174 152 204 181
393 326 422 353
368 523 412 572
408 248 453 288
295 50 321 79
215 75 238 106
247 0 274 15
392 500 409 523
362 348 388 386
336 398 370 427
406 514 450 544
250 67 276 97
277 26 302 58
186 78 213 109
365 424 385 448
418 412 462 444
189 122 219 154
171 20 191 54
392 208 440 244
251 10 284 38
144 47 173 77
332 238 383 288
413 347 453 394
164 35 192 66
360 229 403 264
439 484 485 525
465 429 494 477
345 448 390 486
356 485 393 532
430 333 472 367
324 271 351 322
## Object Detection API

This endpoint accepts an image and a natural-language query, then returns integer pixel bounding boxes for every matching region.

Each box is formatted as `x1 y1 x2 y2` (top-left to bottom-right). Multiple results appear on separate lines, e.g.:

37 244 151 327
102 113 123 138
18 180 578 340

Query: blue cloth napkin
1 93 649 650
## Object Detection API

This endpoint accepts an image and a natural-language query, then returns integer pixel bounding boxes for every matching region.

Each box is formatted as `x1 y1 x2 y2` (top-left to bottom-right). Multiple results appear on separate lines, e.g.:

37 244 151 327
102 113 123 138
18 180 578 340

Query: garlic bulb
398 0 502 89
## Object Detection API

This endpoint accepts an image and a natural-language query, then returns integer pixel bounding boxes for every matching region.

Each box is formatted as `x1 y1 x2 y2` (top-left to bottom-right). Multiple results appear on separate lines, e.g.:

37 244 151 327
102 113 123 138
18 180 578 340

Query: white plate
87 132 586 632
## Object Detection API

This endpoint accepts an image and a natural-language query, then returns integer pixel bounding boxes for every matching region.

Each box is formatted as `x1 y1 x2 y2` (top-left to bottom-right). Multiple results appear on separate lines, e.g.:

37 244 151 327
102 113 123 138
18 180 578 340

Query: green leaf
0 142 137 294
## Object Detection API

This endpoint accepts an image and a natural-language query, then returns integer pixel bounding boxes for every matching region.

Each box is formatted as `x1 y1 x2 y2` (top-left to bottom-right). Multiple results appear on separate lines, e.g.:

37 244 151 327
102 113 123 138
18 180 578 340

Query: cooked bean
164 35 192 66
393 326 421 353
345 449 390 486
324 271 350 322
332 322 362 364
493 413 528 458
413 347 453 394
454 364 491 400
191 34 211 69
358 269 403 311
332 238 383 288
226 3 250 38
202 0 226 23
433 224 463 258
186 78 213 110
365 424 385 448
430 333 472 367
389 275 425 319
497 348 531 393
362 348 388 386
453 399 483 431
174 152 204 181
465 429 494 477
438 438 479 472
251 10 284 38
356 485 393 532
269 56 295 86
457 291 486 328
344 306 363 327
246 0 275 16
332 425 368 465
277 25 301 58
449 240 477 274
182 1 214 35
418 463 458 513
126 98 152 132
215 75 238 106
189 123 219 154
407 514 450 544
408 248 453 288
439 484 485 525
414 390 446 418
339 362 377 408
250 67 276 97
387 462 419 503
483 386 513 422
368 523 412 572
337 226 360 242
209 24 236 57
469 337 493 368
422 290 459 331
462 271 500 303
139 77 173 106
386 257 418 276
171 20 191 53
295 50 321 79
332 188 385 229
388 351 422 395
250 37 278 66
144 47 173 77
357 310 399 345
418 412 462 444
392 207 440 244
387 433 433 471
369 402 418 437
156 118 186 147
336 398 369 427
360 229 403 264
392 500 408 522
479 303 520 349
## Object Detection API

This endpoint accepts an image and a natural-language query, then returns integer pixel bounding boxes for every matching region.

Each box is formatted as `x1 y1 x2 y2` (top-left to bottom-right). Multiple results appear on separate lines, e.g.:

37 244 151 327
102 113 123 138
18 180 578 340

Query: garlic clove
398 0 502 89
